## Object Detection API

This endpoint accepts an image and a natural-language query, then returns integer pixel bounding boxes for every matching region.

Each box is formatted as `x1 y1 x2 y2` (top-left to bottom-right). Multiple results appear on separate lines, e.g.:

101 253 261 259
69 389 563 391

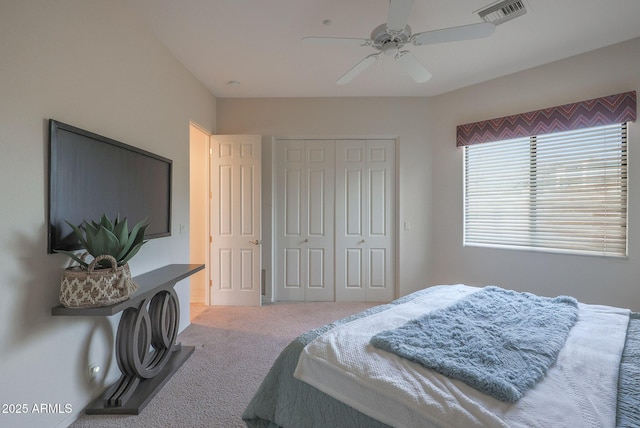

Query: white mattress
294 285 630 428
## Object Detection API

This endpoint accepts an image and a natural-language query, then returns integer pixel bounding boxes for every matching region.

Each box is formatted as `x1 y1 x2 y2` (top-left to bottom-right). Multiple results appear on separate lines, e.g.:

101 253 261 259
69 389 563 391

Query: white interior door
210 135 261 306
275 139 335 301
335 139 395 302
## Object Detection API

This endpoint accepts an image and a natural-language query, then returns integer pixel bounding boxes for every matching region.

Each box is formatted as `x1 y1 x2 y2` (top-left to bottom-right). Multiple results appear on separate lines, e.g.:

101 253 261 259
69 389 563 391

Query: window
464 123 628 257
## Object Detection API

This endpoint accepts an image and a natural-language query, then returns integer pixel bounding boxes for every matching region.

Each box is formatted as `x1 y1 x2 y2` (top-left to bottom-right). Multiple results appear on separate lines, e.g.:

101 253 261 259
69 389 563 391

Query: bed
243 285 640 428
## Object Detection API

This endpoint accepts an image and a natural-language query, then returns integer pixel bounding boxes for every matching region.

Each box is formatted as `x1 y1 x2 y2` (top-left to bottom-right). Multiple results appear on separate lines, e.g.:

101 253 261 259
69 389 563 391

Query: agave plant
58 214 149 269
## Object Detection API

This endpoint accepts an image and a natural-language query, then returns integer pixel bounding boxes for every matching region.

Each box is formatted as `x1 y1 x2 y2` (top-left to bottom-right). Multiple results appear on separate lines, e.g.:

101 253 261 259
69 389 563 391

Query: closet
274 138 396 302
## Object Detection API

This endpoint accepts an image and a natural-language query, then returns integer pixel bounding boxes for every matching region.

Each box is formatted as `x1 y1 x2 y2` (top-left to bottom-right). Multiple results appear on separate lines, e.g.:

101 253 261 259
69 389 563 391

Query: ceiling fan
301 0 496 84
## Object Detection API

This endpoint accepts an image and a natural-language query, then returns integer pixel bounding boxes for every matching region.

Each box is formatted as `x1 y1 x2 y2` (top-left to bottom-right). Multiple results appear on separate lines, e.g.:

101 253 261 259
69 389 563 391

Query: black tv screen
48 120 172 253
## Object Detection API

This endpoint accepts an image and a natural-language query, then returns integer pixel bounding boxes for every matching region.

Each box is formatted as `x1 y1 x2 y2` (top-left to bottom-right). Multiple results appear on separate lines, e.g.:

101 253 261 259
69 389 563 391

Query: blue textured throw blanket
370 286 579 402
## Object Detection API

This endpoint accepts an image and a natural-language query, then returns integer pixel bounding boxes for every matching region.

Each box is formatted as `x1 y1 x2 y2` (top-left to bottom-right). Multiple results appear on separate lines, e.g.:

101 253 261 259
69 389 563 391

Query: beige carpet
70 301 376 428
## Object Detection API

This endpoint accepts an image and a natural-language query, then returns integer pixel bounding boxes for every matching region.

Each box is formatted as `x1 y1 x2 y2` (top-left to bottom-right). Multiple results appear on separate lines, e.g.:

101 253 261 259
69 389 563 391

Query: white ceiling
120 0 640 98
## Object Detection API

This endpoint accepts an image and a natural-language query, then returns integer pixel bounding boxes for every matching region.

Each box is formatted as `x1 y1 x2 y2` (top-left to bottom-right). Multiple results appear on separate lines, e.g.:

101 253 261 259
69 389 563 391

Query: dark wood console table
52 263 205 415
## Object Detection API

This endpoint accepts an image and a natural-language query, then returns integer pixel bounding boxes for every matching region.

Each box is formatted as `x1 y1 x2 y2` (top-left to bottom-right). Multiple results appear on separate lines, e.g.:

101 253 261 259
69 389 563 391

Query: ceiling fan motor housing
371 23 412 50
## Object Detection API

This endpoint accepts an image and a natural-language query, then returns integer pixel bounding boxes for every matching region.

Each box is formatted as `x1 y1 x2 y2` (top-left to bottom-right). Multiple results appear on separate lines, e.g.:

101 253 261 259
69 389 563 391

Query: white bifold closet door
275 140 335 301
335 139 395 302
275 138 395 302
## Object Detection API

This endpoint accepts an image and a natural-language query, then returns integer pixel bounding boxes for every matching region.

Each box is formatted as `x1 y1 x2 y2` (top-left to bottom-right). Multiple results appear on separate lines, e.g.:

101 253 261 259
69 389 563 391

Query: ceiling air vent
477 0 527 25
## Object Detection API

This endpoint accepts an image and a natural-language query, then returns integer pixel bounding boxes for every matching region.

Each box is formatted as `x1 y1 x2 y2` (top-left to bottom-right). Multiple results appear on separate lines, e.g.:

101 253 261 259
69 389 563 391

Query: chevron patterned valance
456 91 636 147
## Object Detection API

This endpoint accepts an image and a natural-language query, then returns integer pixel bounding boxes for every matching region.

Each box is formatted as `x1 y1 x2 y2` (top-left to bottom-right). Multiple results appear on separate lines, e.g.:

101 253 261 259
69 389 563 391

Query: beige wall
217 97 435 299
0 1 216 426
429 37 640 309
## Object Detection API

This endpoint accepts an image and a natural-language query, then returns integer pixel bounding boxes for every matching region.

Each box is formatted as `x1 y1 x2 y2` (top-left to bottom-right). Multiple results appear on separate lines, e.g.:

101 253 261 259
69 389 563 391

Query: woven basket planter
59 255 138 308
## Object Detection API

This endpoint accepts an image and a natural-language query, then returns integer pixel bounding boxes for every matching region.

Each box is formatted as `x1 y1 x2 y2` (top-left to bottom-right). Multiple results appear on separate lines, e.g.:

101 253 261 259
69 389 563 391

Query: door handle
248 240 261 245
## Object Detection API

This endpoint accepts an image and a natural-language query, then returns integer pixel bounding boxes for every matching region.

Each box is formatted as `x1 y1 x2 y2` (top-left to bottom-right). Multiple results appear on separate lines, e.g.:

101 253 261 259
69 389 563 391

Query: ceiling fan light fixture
382 41 399 56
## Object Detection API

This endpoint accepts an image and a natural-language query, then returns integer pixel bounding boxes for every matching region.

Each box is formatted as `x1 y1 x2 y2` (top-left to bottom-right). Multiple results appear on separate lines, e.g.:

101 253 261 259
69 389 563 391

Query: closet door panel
336 139 395 302
308 248 325 288
336 141 368 301
364 140 395 302
275 139 334 301
276 141 306 300
346 248 363 288
303 140 334 301
308 169 325 236
345 169 363 236
284 248 302 288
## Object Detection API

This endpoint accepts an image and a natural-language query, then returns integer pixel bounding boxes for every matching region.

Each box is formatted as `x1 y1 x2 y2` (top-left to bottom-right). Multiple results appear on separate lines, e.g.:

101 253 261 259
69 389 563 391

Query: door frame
189 122 212 306
268 135 400 303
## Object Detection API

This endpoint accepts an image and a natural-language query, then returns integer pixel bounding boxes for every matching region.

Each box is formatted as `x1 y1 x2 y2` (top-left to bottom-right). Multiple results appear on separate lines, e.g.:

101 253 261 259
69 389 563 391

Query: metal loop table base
105 289 180 407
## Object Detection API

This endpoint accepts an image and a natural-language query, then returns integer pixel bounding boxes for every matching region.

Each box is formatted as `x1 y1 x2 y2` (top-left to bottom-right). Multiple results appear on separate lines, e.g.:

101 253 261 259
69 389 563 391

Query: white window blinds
464 123 627 256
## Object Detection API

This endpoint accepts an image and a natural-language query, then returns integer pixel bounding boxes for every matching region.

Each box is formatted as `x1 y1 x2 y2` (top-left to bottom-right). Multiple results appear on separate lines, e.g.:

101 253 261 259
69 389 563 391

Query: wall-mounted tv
48 120 172 253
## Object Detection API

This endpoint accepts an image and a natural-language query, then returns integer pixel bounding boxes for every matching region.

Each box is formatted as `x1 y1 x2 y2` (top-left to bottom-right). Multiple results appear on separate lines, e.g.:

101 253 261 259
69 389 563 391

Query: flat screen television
48 120 172 253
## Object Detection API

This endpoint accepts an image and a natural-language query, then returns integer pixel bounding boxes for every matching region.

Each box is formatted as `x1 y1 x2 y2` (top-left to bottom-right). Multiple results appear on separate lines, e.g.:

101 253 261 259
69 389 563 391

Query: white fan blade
396 51 432 83
337 54 379 85
412 22 495 45
301 36 371 47
387 0 415 33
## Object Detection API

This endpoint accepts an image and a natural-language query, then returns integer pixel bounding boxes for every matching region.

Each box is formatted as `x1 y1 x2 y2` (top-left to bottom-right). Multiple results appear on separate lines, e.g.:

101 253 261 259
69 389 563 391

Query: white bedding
294 285 631 428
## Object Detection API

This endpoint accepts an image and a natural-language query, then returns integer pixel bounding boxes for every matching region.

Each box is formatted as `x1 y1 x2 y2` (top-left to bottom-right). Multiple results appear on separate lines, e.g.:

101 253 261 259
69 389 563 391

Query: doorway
190 127 262 307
